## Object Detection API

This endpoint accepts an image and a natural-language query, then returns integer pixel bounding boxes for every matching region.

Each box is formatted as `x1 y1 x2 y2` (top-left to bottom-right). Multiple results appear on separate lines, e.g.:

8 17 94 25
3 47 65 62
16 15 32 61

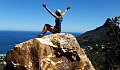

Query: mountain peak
77 18 112 46
106 18 112 23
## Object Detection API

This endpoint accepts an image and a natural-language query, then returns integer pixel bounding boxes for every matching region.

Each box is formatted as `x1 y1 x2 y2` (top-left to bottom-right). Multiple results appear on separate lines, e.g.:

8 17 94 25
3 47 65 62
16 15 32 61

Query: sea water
0 30 83 54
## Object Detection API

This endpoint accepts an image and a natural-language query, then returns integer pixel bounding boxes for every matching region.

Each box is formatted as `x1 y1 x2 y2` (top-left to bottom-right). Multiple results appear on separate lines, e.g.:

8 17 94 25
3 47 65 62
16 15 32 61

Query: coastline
0 54 6 55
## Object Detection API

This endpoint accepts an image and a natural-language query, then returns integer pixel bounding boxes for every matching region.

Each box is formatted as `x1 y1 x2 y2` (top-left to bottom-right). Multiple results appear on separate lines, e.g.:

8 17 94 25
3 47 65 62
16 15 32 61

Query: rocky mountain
77 18 113 47
6 33 95 70
79 17 120 70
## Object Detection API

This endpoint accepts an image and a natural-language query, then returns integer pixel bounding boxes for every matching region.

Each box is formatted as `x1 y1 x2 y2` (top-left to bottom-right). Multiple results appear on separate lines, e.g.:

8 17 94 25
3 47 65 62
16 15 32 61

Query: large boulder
6 33 95 70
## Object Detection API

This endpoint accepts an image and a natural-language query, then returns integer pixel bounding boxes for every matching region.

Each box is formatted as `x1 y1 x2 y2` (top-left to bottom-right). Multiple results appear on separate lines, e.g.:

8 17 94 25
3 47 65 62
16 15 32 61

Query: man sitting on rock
37 4 71 38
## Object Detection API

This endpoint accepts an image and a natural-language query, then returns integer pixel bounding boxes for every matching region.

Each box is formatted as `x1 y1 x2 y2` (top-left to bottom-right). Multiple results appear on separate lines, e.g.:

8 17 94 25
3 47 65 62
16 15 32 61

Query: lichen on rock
6 33 95 70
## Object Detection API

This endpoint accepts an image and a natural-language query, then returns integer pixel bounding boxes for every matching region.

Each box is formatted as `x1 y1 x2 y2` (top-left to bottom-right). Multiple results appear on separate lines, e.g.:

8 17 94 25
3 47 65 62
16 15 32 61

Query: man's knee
45 24 49 26
45 24 52 28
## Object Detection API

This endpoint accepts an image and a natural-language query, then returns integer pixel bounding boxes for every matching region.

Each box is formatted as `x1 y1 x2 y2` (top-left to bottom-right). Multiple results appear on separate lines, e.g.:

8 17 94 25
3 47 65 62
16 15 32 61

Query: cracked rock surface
6 33 95 70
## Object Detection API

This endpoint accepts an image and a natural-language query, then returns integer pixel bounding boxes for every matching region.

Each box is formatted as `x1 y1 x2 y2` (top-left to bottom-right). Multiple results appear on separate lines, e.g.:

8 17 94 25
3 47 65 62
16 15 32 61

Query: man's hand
42 4 46 7
67 6 71 10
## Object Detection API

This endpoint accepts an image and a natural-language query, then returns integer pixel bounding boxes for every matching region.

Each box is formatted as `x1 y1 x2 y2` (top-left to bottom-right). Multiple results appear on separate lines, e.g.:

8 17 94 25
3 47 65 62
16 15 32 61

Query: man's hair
57 12 61 16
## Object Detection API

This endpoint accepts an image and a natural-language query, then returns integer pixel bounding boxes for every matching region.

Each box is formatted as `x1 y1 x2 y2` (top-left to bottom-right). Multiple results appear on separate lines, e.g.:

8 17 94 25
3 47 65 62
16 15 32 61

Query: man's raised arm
62 6 71 17
42 4 58 19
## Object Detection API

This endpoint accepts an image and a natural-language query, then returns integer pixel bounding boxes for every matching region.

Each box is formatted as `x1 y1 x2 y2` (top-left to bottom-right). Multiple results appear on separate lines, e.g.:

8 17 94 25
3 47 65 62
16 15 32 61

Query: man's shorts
54 27 61 33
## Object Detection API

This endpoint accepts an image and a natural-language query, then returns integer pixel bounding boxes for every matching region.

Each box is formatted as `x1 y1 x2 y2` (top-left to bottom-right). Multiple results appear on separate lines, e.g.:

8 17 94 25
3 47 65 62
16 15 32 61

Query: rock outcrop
6 33 95 70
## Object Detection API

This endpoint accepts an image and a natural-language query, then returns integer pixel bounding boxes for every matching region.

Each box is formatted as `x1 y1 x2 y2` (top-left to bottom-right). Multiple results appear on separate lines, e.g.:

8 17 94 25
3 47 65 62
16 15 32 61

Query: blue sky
0 0 120 32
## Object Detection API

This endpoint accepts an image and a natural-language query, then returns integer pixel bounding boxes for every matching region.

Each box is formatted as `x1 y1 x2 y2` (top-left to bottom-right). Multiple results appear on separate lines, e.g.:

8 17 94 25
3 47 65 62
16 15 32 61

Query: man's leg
41 24 54 35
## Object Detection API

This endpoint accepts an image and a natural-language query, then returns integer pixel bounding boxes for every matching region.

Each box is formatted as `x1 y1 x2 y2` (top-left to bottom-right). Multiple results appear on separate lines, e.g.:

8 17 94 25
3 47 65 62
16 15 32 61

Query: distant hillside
76 18 112 47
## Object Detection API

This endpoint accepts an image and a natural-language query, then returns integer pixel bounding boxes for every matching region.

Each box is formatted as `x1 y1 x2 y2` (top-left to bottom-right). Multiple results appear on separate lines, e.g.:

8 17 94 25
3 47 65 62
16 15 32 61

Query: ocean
0 30 83 54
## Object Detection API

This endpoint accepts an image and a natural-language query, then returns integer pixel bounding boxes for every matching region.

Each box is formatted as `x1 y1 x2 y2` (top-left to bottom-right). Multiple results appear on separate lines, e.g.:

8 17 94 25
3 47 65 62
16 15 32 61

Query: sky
0 0 120 33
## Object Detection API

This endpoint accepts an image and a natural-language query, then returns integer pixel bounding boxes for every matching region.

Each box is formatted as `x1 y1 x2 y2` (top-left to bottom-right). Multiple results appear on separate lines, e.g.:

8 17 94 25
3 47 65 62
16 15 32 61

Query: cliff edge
6 33 95 70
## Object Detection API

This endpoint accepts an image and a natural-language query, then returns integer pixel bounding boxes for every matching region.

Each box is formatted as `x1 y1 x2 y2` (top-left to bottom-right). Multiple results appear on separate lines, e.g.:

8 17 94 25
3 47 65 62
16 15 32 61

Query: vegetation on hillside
0 56 6 70
84 17 120 70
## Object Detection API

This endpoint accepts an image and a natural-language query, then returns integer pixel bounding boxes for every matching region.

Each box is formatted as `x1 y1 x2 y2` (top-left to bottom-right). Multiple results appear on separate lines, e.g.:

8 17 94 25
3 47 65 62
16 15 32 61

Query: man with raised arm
37 4 71 38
